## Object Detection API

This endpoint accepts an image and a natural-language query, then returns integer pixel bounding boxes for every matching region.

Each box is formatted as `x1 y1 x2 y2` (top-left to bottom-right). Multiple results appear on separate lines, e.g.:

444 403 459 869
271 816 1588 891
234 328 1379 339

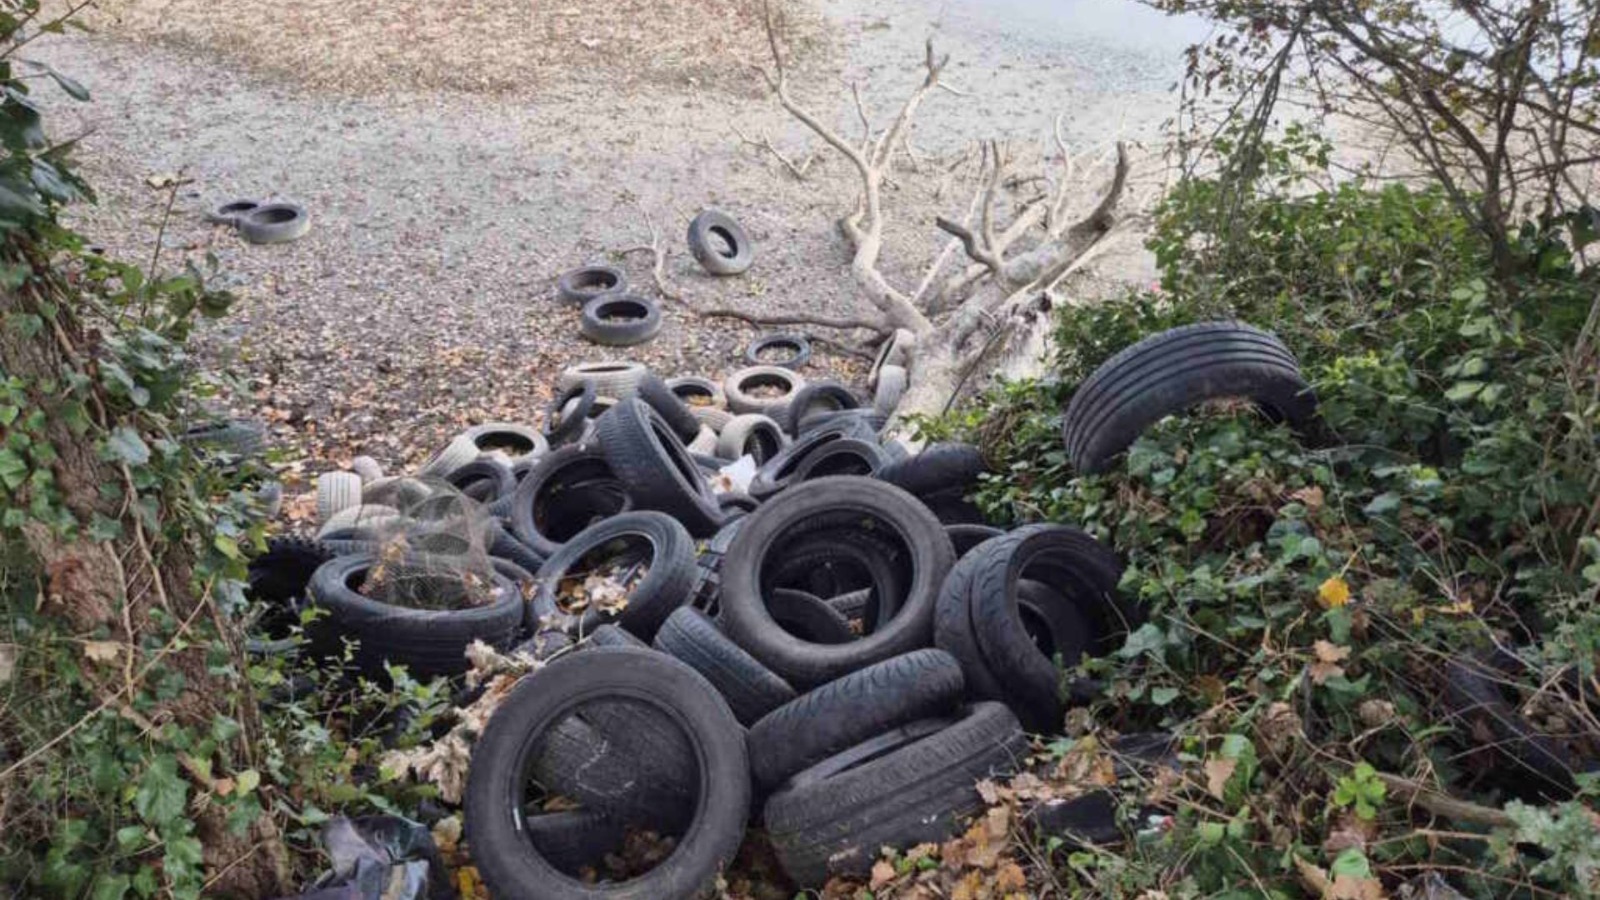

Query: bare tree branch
731 125 814 180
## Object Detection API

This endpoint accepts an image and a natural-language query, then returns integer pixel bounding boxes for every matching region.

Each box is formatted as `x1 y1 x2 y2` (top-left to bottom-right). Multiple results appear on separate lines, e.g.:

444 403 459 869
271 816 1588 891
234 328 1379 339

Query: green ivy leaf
1151 685 1180 705
1118 623 1166 659
105 425 150 466
90 874 130 900
133 755 187 826
0 446 26 489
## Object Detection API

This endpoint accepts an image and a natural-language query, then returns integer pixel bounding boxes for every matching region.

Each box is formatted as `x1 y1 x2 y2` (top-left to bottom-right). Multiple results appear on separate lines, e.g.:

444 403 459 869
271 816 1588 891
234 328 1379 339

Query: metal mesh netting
358 481 501 610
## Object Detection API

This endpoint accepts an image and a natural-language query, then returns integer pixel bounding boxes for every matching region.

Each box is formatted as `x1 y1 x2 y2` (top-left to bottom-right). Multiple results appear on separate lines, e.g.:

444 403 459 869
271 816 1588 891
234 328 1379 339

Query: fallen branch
696 306 890 336
1376 773 1515 828
619 203 685 306
731 125 814 180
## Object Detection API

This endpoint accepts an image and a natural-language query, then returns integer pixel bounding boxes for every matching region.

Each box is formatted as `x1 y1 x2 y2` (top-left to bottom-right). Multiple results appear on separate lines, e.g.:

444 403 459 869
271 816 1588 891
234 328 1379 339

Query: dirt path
33 0 1196 483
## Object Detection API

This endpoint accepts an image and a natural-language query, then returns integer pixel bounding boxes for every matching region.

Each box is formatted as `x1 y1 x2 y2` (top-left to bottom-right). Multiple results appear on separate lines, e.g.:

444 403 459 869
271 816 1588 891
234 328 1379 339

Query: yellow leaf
82 640 121 664
1319 576 1351 609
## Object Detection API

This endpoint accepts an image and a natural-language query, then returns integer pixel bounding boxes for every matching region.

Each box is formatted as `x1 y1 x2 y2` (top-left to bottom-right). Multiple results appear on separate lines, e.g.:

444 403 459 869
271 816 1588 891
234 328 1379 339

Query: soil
31 0 1198 494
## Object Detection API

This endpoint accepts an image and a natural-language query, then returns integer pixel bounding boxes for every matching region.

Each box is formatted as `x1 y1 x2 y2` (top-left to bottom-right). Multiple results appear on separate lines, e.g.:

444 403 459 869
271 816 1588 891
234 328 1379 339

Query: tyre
587 623 648 648
316 471 364 523
765 528 908 628
688 516 746 614
464 422 548 462
557 360 650 399
1442 647 1592 799
744 333 810 370
557 264 627 305
508 445 633 557
768 589 856 644
542 382 597 448
720 476 955 687
780 380 862 435
444 457 516 503
653 607 796 725
180 418 266 458
581 293 663 346
417 434 479 479
868 328 914 391
947 524 1003 559
465 648 750 900
690 405 733 434
764 702 1027 886
206 198 259 226
873 364 908 416
951 524 1130 732
724 365 805 415
350 455 385 483
824 588 872 622
530 511 697 641
594 398 723 537
636 374 703 443
687 209 755 276
791 438 885 483
246 536 335 647
876 442 987 523
715 414 787 463
748 427 857 499
748 649 965 791
1061 320 1318 474
306 554 524 677
314 504 403 541
665 375 725 410
522 810 627 876
488 522 546 574
238 202 311 244
362 476 432 510
687 425 719 455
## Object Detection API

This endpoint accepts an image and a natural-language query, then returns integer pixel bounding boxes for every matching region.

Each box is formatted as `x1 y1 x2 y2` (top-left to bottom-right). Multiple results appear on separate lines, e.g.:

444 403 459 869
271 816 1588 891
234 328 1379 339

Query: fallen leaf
1204 756 1237 799
1291 485 1325 510
82 640 121 664
870 860 897 890
0 643 14 684
1319 576 1351 609
145 172 179 188
974 778 1002 805
996 860 1028 891
1310 639 1351 685
1357 699 1396 727
212 777 235 797
1329 873 1386 900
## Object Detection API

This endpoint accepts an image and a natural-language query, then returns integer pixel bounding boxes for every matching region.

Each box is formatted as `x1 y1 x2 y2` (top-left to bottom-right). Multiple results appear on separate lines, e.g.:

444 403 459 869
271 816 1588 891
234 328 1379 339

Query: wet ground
34 0 1204 482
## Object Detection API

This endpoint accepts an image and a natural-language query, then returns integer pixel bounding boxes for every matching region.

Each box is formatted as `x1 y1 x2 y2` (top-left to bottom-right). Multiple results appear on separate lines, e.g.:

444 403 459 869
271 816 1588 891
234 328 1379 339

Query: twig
619 202 685 306
731 125 814 180
696 306 890 335
1376 773 1515 827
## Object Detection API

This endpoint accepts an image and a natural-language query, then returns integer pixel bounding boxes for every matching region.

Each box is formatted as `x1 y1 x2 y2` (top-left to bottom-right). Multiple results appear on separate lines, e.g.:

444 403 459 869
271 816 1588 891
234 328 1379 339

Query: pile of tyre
248 321 1317 900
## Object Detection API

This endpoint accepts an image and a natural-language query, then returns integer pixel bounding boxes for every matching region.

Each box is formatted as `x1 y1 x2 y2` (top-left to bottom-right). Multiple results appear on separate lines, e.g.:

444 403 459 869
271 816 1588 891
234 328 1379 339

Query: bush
943 136 1600 898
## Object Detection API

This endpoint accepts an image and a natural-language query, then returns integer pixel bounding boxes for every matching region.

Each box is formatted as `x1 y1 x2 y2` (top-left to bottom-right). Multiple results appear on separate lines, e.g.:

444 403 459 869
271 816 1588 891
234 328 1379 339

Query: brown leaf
975 778 1003 805
995 861 1027 891
1329 873 1386 900
1204 756 1237 800
1291 485 1325 510
82 640 121 664
870 860 897 890
1310 640 1351 685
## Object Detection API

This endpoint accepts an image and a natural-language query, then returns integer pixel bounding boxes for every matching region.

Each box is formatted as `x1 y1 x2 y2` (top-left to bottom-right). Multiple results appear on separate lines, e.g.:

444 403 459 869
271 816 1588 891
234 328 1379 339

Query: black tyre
595 398 723 537
1061 321 1317 474
720 477 955 687
687 209 754 276
715 414 787 463
523 810 627 875
445 457 516 503
465 422 548 461
181 417 266 458
557 264 627 305
875 442 986 497
635 374 703 443
238 202 310 244
509 445 633 558
587 623 649 648
748 649 965 791
768 589 856 645
765 528 907 628
949 524 1130 732
489 522 547 574
688 516 746 615
745 333 811 370
764 702 1027 886
542 381 597 448
653 607 796 725
306 554 524 678
724 365 805 415
824 588 872 622
1442 648 1594 799
780 380 860 434
467 649 749 899
946 524 1003 559
791 438 885 483
748 428 855 500
581 293 663 346
665 376 724 410
559 361 650 400
206 198 259 226
530 511 697 641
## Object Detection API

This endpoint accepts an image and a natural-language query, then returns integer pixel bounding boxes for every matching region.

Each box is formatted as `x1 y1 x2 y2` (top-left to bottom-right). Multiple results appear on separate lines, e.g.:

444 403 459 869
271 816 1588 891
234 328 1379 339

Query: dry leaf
1357 699 1396 727
1204 756 1237 799
1291 485 1325 509
1329 873 1386 900
212 777 235 797
996 860 1028 891
975 778 1002 805
1310 640 1351 685
870 860 897 890
82 640 121 664
0 643 14 685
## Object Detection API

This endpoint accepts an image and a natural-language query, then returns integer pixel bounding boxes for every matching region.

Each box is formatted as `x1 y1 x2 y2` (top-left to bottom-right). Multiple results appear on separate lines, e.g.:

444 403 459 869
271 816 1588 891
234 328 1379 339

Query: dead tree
708 2 1132 423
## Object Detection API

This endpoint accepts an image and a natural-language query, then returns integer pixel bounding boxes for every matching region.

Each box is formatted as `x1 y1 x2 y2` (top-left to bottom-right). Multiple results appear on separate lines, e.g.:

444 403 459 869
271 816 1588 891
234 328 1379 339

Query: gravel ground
33 0 1195 492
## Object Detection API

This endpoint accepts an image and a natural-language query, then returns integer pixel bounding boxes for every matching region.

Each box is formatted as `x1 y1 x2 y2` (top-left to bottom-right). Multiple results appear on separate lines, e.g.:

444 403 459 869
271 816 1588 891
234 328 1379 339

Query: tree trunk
0 257 291 898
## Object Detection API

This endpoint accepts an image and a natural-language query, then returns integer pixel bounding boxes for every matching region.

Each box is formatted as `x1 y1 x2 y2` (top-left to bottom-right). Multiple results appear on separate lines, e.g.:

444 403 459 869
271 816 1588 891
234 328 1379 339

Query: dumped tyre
1441 647 1596 799
788 437 885 483
529 510 696 640
947 523 1003 558
876 442 987 524
465 648 750 900
715 413 787 463
417 434 479 478
764 702 1027 886
768 588 856 644
687 209 754 276
306 553 523 678
508 444 633 557
316 471 364 523
934 524 1131 732
581 293 663 346
665 375 725 410
464 421 548 462
635 374 702 443
206 198 259 226
725 365 805 415
541 381 597 448
1060 320 1318 474
748 649 966 791
350 455 385 483
557 264 627 305
587 622 649 648
868 328 913 390
720 476 955 686
781 379 861 435
558 360 649 399
181 417 266 457
595 398 723 536
745 333 811 370
653 606 797 725
238 202 311 244
444 457 516 503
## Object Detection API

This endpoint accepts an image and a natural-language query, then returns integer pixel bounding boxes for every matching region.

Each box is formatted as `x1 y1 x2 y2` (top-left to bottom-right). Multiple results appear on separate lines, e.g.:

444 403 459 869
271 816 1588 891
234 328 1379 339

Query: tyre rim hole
476 432 535 455
753 344 799 366
557 535 654 614
252 207 299 225
708 226 738 258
